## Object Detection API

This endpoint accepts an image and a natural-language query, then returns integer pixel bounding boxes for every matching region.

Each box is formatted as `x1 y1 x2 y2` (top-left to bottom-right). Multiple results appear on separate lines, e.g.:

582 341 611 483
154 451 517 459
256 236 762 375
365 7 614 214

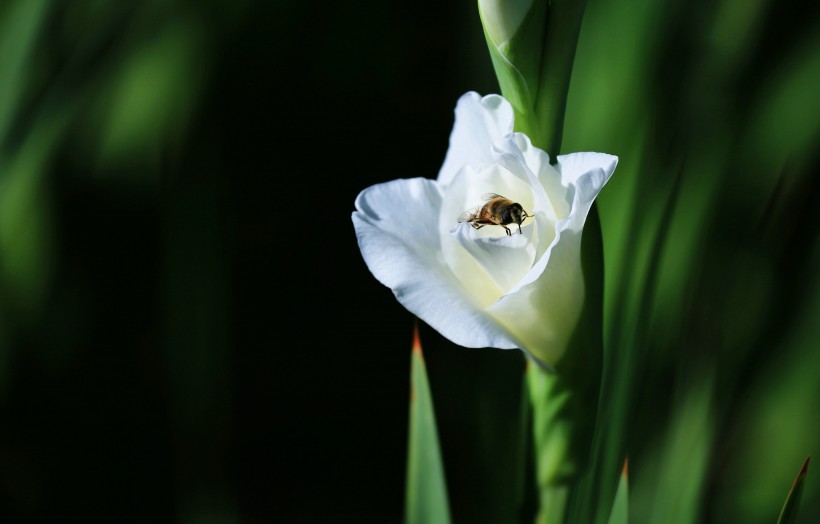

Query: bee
457 193 534 236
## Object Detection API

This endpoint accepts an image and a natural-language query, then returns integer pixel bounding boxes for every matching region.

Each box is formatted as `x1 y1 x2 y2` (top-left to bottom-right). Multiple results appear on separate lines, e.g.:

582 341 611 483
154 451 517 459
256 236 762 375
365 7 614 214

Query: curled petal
556 152 619 188
437 92 515 186
451 221 536 292
489 227 585 365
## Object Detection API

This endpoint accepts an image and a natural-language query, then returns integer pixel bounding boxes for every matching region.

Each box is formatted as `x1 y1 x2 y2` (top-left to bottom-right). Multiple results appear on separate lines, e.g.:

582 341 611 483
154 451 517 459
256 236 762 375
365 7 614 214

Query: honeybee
457 193 534 236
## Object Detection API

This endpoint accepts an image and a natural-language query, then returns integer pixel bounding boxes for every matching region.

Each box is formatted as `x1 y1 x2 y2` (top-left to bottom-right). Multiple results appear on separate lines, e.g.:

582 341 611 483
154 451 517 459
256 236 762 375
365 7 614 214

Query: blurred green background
0 0 818 523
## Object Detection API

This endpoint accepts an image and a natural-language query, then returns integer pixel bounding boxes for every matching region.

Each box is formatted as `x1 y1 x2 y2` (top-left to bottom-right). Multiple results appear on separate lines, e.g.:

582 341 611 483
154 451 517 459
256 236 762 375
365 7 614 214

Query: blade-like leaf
405 324 452 524
776 456 810 524
0 0 51 149
417 322 531 524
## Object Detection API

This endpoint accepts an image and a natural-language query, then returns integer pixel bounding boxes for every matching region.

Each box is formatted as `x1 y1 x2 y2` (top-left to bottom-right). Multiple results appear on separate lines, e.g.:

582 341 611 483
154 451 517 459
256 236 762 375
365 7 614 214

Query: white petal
555 152 616 241
354 177 442 242
488 227 585 365
352 178 518 350
510 133 571 220
512 163 612 295
451 221 536 292
437 92 515 187
555 152 618 188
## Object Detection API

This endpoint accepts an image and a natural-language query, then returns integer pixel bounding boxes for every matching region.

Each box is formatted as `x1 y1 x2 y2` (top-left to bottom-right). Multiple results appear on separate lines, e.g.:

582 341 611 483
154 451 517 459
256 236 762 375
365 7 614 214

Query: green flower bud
478 0 535 51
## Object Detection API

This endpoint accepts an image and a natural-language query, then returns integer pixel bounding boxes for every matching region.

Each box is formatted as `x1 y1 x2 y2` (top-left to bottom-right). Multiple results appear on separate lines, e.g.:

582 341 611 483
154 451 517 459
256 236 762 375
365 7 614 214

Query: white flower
352 92 617 366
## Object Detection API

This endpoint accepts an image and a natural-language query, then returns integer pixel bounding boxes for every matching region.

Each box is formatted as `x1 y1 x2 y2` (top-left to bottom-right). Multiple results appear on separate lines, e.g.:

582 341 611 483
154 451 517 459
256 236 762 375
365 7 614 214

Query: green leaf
776 456 810 524
405 325 452 524
0 0 51 150
0 105 72 317
95 17 203 165
416 323 532 524
605 460 629 524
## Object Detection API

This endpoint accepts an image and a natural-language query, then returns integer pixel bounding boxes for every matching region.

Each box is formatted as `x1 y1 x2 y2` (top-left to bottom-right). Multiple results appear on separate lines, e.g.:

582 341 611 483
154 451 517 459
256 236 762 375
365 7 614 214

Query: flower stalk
479 2 601 521
527 203 603 524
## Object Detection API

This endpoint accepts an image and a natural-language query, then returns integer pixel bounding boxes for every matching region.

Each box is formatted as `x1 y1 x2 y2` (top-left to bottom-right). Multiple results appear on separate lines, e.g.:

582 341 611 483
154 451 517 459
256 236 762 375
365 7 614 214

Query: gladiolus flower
352 92 617 366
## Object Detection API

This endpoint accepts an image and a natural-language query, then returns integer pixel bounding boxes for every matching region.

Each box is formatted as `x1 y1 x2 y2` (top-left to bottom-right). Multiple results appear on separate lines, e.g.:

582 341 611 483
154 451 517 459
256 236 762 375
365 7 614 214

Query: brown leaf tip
412 320 423 360
797 455 810 480
622 457 629 480
787 456 811 496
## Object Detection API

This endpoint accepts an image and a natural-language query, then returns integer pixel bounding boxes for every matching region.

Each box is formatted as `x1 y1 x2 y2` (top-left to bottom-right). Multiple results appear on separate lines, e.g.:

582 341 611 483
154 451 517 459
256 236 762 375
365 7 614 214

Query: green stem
527 204 605 524
527 362 574 524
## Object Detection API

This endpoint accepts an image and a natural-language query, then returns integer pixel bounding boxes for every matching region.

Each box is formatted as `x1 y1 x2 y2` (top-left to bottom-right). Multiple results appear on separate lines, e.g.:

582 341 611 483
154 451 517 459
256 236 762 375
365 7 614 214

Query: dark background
0 1 510 522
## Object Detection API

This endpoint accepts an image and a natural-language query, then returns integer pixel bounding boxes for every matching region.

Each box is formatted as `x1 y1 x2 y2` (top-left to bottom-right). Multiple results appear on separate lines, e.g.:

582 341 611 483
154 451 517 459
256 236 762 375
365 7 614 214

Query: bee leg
504 226 511 236
472 223 484 230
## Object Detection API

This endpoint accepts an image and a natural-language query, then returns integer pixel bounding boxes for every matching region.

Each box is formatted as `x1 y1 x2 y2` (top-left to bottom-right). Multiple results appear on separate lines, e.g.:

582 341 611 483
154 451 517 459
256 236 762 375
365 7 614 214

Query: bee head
507 203 525 225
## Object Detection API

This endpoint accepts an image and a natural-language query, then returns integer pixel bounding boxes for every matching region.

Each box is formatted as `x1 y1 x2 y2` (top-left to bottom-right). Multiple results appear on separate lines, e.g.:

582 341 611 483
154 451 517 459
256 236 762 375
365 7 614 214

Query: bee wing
480 192 505 201
457 206 480 223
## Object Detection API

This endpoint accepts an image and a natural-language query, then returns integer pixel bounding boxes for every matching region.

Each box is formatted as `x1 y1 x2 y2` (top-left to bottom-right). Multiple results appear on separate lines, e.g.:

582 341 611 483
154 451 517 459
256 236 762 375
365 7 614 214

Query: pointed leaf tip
798 456 810 478
606 456 629 524
412 321 423 359
406 318 451 524
788 456 809 496
776 456 810 524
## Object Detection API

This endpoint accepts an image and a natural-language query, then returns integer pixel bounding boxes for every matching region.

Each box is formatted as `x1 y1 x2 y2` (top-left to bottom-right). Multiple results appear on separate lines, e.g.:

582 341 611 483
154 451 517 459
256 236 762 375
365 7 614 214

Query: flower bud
478 0 535 51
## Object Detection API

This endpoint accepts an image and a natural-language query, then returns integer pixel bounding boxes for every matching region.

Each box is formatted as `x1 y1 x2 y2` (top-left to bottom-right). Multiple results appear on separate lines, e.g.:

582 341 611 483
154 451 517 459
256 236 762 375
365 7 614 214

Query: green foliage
0 0 49 146
476 0 820 522
0 0 54 319
561 0 820 522
406 327 452 524
417 324 535 524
